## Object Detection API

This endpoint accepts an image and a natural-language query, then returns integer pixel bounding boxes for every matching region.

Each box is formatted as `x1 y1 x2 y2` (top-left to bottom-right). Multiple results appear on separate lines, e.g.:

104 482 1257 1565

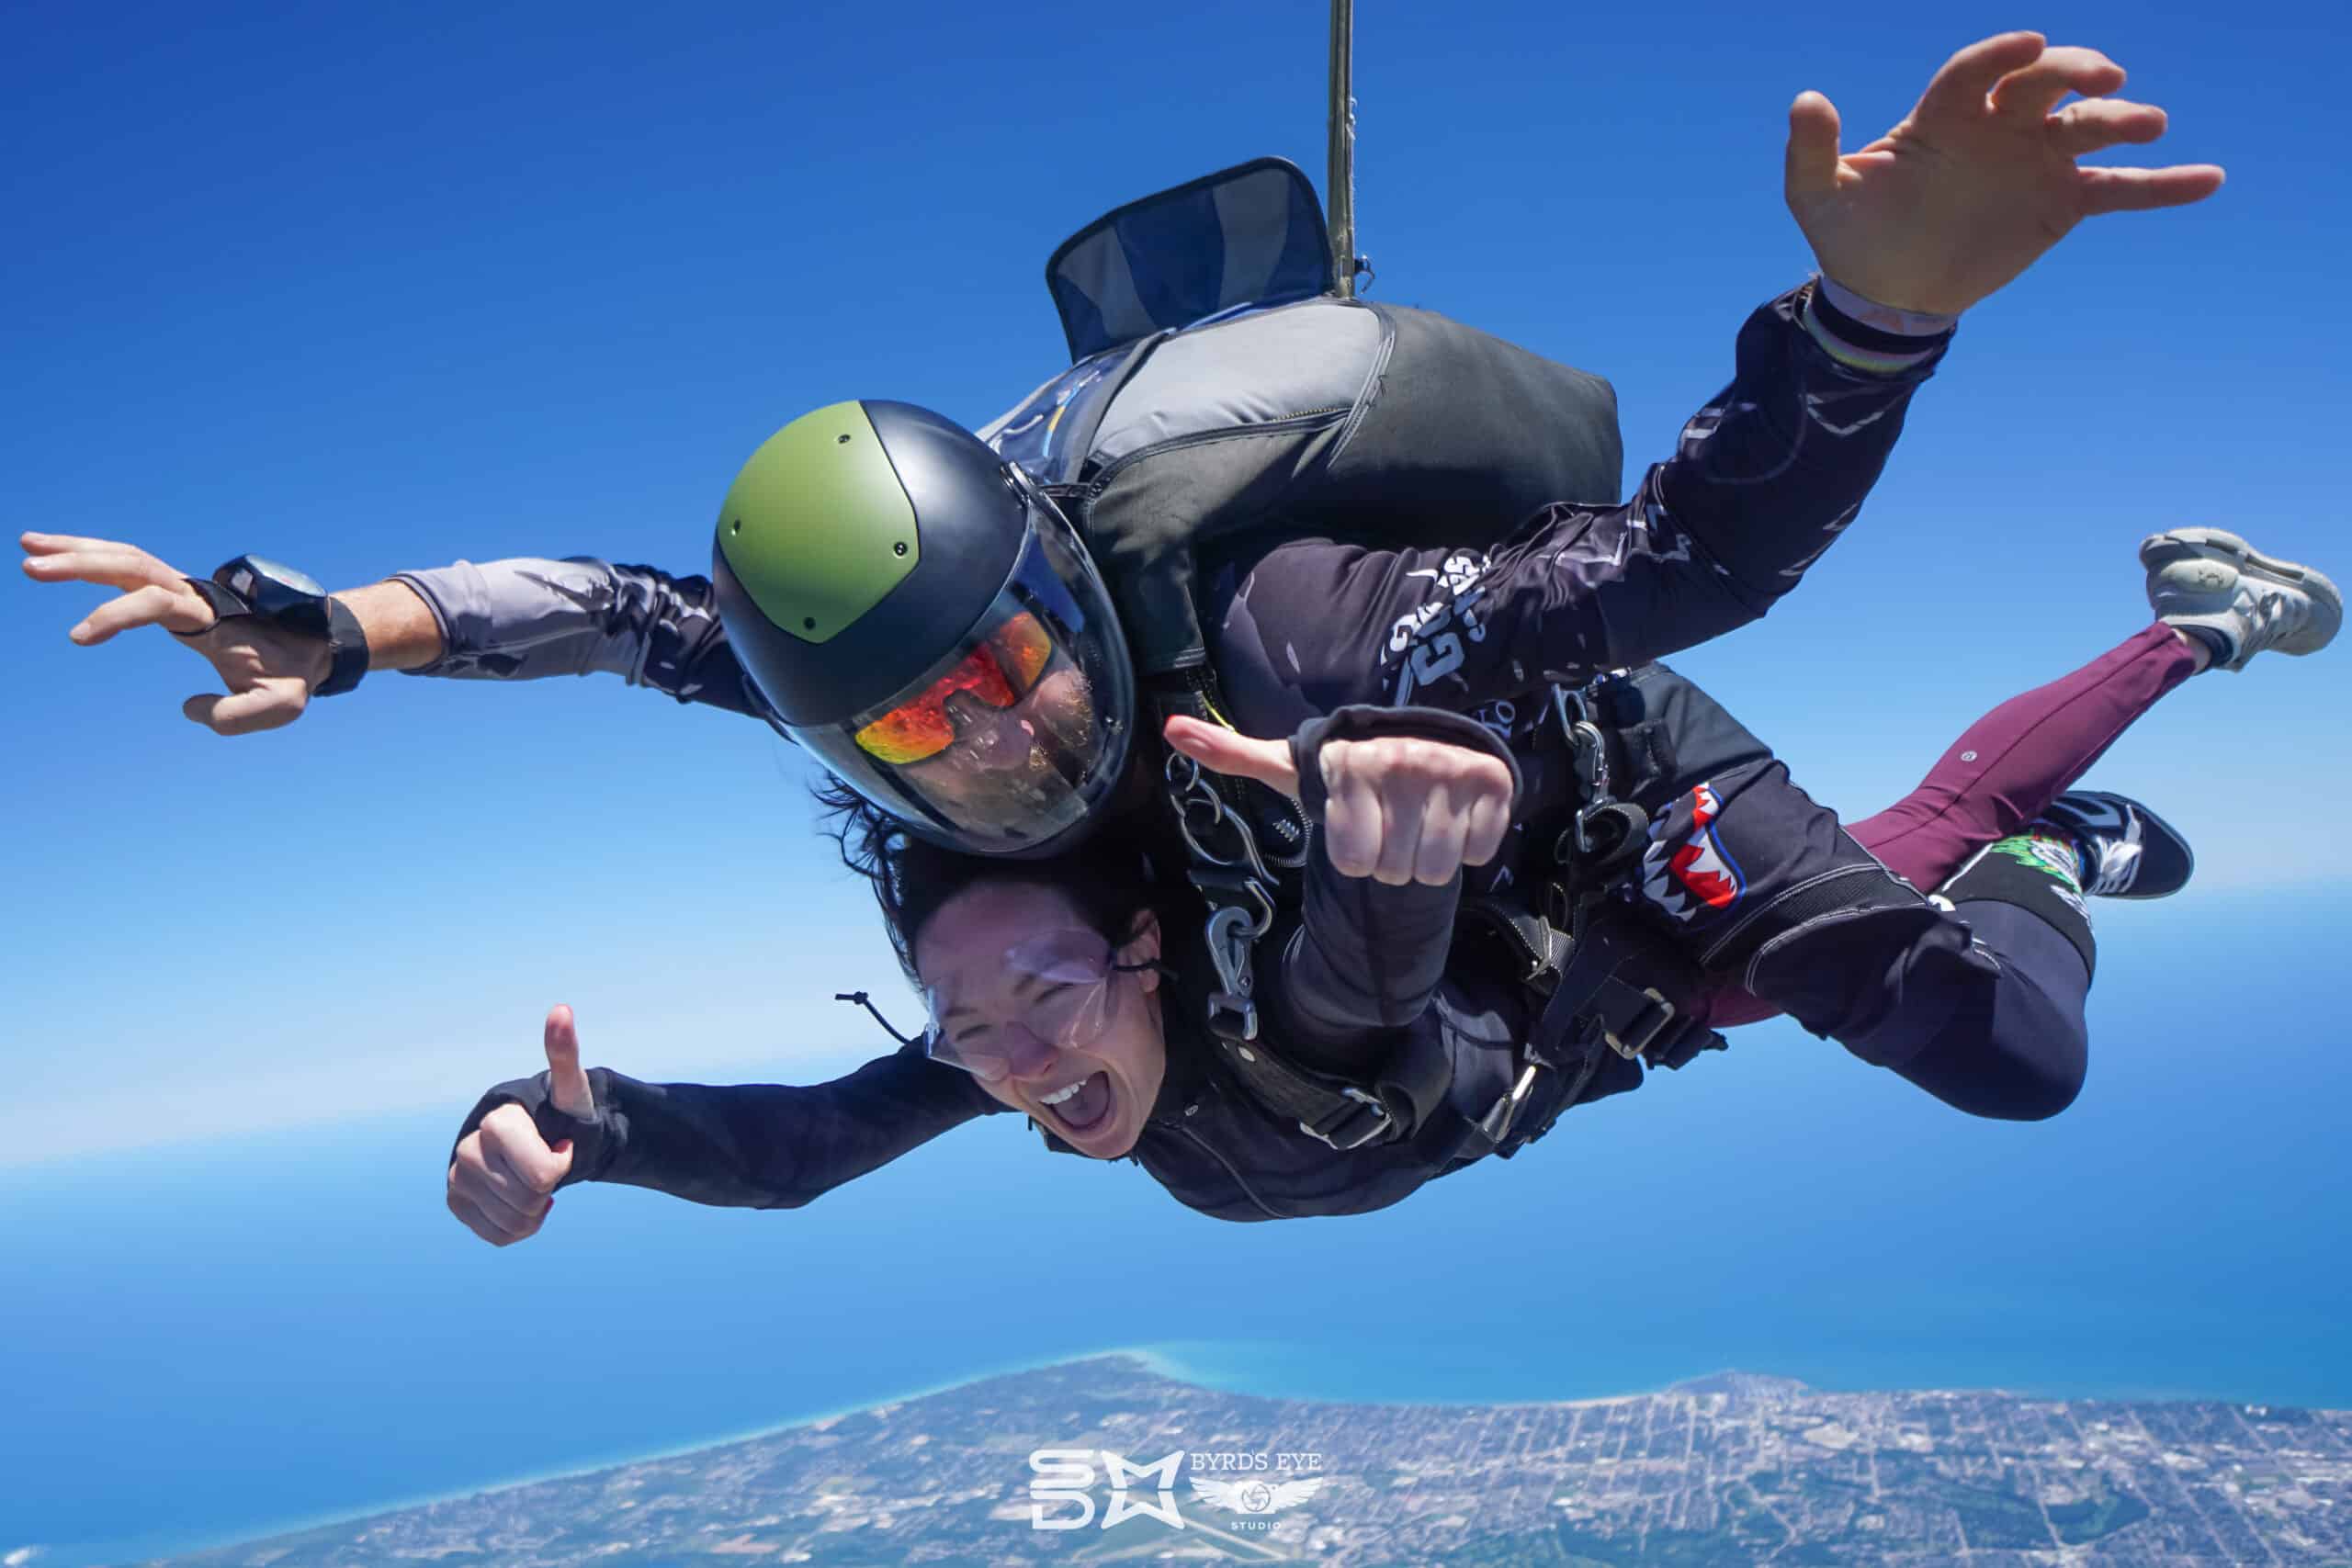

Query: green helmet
711 400 1137 858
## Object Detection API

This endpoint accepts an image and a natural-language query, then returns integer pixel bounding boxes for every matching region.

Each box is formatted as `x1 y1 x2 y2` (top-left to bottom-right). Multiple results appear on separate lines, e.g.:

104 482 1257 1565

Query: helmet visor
849 610 1054 765
787 488 1135 856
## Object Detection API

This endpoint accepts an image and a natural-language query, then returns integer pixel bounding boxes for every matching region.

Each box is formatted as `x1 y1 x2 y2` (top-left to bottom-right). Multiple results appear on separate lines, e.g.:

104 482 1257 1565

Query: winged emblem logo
1188 1475 1328 1515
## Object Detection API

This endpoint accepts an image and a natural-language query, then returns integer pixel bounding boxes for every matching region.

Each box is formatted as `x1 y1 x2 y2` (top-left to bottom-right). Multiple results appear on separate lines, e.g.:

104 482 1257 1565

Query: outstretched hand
445 1005 596 1248
1785 31 2225 316
1163 716 1511 887
20 530 332 736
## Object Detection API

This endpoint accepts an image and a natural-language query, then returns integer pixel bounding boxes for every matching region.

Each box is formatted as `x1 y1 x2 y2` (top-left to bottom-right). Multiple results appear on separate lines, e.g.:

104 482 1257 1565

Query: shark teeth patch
1637 782 1747 924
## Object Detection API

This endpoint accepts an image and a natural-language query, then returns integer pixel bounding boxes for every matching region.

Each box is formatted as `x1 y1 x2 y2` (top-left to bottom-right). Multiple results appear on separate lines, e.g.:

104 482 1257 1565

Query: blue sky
5 0 2346 1172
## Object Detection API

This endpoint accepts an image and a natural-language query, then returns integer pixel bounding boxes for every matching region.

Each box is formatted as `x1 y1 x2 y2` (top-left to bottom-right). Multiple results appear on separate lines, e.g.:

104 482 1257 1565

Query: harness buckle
1297 1086 1395 1151
1600 987 1679 1061
1476 1061 1545 1145
1205 989 1261 1043
1571 798 1648 860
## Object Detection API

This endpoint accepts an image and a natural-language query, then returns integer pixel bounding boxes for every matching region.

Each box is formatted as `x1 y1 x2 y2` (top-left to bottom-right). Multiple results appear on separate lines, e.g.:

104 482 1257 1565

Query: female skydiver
443 528 2340 1237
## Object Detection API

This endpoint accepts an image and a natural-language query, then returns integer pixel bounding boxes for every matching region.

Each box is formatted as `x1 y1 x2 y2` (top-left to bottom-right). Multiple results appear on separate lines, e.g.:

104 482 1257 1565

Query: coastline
79 1343 1156 1568
1119 1337 2335 1413
52 1341 2351 1567
39 1342 1657 1566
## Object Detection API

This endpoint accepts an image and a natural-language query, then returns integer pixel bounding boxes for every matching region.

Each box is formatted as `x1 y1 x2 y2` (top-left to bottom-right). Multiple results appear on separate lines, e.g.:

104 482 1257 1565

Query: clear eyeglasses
922 928 1159 1083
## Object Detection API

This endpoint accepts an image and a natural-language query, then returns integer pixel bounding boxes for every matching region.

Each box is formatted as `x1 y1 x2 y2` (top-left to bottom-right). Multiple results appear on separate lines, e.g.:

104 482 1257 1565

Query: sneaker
2142 526 2342 672
2036 791 2194 900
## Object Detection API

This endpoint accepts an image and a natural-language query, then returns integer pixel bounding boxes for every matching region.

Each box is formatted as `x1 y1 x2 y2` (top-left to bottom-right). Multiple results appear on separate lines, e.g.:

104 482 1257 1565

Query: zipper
1081 298 1385 490
1089 404 1355 491
1332 303 1397 455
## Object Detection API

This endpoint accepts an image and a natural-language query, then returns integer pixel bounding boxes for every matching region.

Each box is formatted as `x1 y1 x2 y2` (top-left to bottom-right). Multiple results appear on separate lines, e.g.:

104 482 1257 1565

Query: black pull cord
834 991 923 1049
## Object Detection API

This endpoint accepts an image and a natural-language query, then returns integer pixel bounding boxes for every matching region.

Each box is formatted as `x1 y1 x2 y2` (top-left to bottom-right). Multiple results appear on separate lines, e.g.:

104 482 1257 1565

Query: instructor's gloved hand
21 530 334 736
1165 713 1513 886
1784 31 2223 316
445 1004 599 1248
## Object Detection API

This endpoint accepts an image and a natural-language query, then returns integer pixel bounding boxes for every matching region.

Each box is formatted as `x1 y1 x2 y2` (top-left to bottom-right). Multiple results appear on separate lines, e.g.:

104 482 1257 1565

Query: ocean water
5 894 2346 1565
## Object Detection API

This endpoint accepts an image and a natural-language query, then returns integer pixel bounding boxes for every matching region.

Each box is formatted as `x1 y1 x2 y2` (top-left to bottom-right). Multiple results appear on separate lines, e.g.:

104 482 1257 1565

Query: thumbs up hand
543 1002 597 1121
1163 716 1513 887
444 1004 596 1247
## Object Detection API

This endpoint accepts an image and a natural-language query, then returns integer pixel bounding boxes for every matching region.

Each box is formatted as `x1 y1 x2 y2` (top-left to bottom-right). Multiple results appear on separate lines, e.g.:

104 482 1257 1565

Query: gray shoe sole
2140 526 2343 660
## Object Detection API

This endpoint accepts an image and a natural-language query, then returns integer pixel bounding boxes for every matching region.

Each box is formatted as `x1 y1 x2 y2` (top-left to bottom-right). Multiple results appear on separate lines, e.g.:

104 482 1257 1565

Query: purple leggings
1712 621 2199 1028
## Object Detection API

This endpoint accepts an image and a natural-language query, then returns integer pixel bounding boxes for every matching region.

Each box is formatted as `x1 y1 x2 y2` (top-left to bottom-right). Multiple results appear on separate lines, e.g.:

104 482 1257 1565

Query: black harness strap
1153 669 1724 1157
1157 677 1469 1151
1207 955 1455 1150
1457 673 1729 1151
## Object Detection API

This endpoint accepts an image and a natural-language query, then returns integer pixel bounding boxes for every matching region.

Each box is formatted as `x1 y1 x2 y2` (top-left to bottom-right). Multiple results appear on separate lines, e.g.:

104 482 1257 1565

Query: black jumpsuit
447 283 2093 1223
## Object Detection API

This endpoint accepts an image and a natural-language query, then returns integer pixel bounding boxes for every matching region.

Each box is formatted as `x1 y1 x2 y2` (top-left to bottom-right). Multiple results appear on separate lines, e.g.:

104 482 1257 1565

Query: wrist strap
315 594 370 697
173 576 251 639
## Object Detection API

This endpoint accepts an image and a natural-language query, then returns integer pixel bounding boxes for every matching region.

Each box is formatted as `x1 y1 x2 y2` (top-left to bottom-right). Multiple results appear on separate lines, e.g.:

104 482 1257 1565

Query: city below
140 1358 2350 1565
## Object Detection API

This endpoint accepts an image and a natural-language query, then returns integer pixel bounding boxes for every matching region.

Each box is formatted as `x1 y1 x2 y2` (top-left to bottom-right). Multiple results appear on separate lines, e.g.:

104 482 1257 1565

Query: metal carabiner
1202 898 1272 1043
1548 678 1589 736
1182 793 1279 886
1205 880 1272 953
1569 720 1611 802
1166 751 1238 864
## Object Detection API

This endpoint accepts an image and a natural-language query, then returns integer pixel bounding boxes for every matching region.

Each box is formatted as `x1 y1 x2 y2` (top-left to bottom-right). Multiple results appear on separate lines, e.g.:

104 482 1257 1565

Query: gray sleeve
390 556 777 720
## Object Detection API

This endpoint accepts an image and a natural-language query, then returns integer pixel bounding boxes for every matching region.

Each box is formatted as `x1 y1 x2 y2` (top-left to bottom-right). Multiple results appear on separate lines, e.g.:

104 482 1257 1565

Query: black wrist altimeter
180 554 370 697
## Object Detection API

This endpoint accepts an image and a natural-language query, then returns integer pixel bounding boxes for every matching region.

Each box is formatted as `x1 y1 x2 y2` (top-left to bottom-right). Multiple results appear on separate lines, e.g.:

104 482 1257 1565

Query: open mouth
1038 1069 1114 1137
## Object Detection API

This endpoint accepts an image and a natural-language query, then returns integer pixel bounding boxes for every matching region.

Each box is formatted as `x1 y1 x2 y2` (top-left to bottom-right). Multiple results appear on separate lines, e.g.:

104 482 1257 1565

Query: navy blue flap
1045 157 1334 364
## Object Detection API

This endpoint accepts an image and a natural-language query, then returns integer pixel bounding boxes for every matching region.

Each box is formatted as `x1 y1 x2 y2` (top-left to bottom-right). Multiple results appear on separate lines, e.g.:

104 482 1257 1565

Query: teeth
1641 869 1691 920
1041 1077 1089 1107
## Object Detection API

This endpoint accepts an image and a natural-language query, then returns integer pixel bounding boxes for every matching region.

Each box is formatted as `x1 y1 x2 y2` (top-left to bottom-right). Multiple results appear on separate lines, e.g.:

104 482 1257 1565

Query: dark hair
815 780 1176 981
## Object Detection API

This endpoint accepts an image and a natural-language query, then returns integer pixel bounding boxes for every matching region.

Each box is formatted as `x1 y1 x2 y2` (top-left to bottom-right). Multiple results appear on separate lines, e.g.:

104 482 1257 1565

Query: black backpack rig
976 159 1718 1157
